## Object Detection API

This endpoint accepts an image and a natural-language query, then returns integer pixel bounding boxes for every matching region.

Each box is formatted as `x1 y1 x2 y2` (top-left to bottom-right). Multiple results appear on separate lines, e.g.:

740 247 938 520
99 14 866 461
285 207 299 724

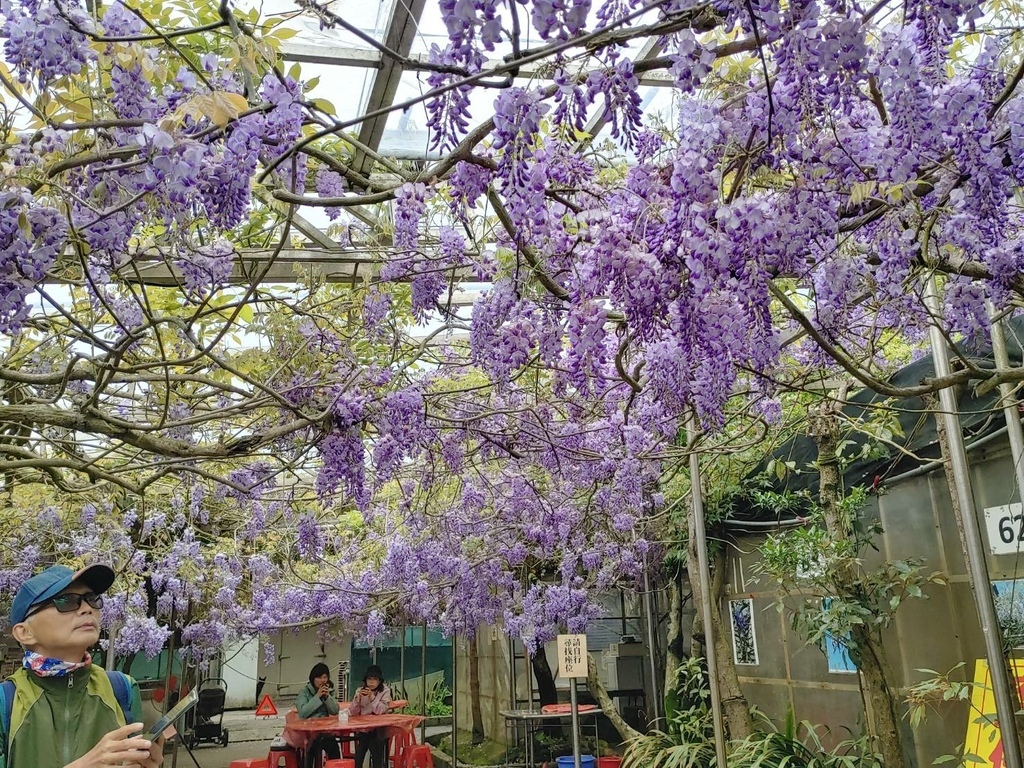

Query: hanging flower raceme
0 190 66 333
1 0 94 86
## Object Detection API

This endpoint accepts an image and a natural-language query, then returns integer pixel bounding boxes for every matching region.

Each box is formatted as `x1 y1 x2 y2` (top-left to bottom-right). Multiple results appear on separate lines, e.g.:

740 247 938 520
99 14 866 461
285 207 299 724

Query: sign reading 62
984 503 1024 554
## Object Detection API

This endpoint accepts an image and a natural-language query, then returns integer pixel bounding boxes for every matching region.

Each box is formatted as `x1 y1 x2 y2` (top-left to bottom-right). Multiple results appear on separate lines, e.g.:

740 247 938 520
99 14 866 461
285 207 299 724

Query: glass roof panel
408 1 662 62
239 0 398 48
247 0 677 160
303 65 377 124
375 70 675 160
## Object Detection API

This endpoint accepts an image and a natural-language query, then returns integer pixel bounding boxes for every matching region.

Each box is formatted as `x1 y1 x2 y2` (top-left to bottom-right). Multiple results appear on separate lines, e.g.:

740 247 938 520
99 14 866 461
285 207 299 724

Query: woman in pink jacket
348 665 391 768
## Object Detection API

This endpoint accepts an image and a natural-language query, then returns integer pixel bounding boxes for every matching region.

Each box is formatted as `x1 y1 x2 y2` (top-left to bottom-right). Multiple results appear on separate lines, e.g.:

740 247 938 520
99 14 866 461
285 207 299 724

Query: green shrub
623 658 881 768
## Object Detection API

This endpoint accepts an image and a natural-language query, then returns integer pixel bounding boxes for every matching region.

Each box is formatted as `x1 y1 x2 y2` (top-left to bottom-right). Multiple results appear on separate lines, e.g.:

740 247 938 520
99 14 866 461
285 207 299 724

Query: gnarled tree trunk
810 401 906 768
687 487 754 740
469 634 484 744
665 568 687 696
531 649 561 737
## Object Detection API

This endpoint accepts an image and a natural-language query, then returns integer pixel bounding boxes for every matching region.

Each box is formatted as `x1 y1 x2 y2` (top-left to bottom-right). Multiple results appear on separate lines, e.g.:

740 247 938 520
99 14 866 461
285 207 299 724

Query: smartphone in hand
144 688 200 739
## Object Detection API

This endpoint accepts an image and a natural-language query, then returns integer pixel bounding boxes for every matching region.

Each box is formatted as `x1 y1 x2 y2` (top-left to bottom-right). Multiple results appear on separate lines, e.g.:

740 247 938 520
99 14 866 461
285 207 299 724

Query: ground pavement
164 708 286 768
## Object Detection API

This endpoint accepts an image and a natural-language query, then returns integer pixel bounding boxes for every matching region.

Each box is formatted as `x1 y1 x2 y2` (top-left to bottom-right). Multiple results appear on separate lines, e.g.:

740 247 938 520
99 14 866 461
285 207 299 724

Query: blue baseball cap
9 564 115 626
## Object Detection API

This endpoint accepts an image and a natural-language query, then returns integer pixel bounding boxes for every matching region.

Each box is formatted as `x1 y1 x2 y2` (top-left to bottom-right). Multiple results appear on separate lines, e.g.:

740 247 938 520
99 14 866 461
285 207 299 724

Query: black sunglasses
27 592 103 618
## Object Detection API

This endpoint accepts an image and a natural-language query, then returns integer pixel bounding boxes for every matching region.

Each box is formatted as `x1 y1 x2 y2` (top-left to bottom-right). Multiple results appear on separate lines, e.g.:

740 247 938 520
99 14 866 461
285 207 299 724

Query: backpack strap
0 679 14 756
105 671 135 723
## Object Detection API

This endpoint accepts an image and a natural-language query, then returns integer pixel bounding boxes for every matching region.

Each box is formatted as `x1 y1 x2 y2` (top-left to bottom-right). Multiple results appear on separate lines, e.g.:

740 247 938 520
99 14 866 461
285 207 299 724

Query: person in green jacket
3 563 163 768
296 662 340 768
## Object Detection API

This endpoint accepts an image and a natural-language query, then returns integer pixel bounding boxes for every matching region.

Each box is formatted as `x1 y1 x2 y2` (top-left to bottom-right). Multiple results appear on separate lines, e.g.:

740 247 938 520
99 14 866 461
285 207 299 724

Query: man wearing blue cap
2 563 163 768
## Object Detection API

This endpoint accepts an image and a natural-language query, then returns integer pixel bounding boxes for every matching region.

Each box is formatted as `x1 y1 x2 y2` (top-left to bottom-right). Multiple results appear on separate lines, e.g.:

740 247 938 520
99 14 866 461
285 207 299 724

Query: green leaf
270 26 299 39
849 180 877 207
311 98 336 116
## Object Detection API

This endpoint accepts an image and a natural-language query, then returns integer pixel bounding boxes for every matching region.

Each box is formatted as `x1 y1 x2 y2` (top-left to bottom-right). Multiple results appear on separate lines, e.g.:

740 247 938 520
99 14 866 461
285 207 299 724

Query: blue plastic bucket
556 757 596 768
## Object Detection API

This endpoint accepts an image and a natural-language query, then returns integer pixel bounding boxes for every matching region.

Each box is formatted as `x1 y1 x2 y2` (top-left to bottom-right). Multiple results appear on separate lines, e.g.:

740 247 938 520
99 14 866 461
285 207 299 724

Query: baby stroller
183 677 229 748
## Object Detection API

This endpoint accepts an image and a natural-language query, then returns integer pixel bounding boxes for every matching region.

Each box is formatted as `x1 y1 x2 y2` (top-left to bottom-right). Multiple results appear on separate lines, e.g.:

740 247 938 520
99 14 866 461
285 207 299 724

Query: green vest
5 666 133 768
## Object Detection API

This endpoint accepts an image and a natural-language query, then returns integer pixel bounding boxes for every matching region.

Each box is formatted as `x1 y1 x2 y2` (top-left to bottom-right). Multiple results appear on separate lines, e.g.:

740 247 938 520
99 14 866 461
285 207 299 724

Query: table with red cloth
282 709 425 757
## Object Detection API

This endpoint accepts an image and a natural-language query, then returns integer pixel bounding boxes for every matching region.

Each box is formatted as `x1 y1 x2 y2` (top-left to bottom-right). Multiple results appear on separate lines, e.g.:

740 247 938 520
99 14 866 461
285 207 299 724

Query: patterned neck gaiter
23 650 92 677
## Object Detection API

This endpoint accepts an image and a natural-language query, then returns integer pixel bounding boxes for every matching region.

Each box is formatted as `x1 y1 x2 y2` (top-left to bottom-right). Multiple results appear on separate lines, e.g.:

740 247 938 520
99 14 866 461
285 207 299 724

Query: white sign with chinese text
557 634 588 679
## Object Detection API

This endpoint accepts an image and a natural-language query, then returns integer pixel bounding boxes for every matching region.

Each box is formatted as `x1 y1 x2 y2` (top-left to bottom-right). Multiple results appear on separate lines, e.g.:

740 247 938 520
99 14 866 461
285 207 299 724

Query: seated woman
348 665 392 768
297 662 341 768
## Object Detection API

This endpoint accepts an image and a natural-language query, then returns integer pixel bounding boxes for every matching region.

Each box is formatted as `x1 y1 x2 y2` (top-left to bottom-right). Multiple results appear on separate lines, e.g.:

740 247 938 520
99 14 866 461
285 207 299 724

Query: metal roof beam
278 42 676 87
352 0 427 175
115 248 475 287
279 42 383 68
254 189 342 251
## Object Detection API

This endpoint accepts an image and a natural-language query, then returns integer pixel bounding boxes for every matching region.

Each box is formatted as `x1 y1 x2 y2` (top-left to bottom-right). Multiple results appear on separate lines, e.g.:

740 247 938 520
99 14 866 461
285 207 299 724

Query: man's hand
139 733 165 768
65 723 160 767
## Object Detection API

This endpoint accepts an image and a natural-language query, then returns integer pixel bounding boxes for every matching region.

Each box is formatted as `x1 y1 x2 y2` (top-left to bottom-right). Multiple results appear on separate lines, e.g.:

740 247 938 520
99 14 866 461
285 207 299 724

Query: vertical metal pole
400 623 407 701
987 301 1024 499
569 678 582 768
451 631 458 767
523 573 535 710
641 563 661 726
105 621 120 672
166 610 179 768
420 622 428 744
688 415 728 768
927 280 1023 768
508 636 516 711
277 629 284 695
525 647 534 710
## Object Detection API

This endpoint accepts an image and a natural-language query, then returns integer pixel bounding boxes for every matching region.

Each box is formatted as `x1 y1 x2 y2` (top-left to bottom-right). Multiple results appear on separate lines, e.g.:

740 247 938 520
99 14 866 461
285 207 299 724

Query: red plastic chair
229 761 269 768
389 729 417 768
267 747 301 768
340 737 355 758
406 745 434 768
323 761 357 768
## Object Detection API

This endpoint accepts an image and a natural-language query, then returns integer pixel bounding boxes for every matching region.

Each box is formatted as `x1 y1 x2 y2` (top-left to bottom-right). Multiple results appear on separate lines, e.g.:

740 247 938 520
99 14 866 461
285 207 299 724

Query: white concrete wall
256 627 353 704
219 637 260 710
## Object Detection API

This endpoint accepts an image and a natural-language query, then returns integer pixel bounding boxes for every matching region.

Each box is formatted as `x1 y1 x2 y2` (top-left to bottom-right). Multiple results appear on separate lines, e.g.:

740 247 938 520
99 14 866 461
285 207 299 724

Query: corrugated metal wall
726 440 1022 766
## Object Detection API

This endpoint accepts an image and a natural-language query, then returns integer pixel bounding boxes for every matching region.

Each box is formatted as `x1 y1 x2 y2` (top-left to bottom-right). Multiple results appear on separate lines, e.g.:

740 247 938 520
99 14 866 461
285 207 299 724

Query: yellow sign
964 659 1024 767
557 634 588 679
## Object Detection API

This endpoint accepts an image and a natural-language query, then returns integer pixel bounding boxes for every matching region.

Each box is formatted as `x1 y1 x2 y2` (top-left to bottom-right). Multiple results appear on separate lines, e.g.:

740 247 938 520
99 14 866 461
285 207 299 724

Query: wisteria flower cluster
0 0 1021 670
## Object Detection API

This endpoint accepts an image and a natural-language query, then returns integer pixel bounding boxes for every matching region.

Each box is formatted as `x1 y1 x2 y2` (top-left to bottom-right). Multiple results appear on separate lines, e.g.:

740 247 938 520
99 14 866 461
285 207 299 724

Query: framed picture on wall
824 634 857 673
729 598 758 665
992 579 1024 649
822 598 857 673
